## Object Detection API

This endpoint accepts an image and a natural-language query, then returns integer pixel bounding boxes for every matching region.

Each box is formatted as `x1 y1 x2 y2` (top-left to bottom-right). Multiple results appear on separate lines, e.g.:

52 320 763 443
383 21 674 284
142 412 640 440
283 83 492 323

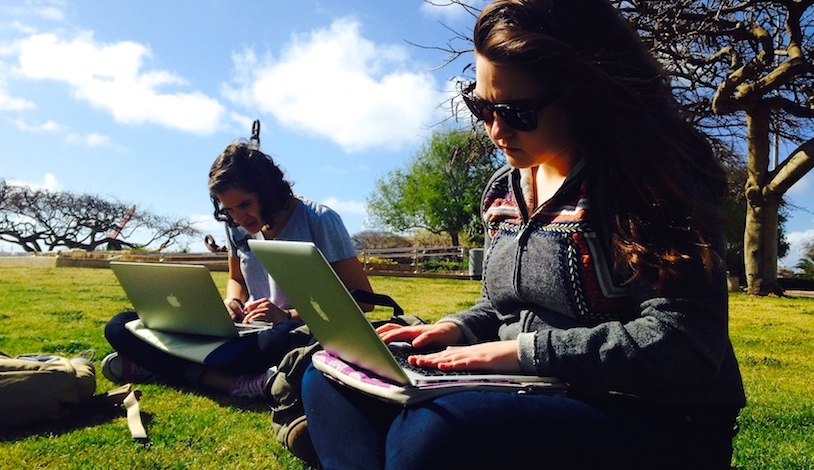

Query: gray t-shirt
225 197 357 309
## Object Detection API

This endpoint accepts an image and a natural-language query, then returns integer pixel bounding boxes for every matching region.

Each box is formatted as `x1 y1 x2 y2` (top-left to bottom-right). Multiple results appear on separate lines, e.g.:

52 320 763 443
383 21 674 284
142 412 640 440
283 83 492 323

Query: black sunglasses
461 83 558 132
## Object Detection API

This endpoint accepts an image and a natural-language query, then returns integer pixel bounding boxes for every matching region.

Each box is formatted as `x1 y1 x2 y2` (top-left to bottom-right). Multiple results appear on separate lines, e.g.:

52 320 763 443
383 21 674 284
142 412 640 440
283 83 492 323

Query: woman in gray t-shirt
103 140 371 399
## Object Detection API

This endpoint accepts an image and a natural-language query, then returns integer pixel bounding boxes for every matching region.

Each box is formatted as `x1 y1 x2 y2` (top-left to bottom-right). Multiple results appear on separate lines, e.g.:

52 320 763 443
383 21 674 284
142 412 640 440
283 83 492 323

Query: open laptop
248 239 558 386
110 262 271 338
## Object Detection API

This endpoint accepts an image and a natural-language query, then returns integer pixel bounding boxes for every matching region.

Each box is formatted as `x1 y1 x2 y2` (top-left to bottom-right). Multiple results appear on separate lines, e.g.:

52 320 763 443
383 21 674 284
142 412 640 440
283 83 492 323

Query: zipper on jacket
511 176 535 249
510 170 532 295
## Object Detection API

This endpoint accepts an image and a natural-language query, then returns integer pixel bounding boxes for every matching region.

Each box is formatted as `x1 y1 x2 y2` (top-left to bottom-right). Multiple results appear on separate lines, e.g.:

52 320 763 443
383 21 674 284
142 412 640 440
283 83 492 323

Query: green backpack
0 350 146 439
266 291 424 465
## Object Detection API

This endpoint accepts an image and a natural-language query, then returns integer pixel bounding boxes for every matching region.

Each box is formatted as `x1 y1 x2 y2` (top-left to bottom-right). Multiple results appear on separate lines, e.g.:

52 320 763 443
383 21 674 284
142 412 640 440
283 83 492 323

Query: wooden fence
0 251 230 272
358 246 484 280
0 246 486 279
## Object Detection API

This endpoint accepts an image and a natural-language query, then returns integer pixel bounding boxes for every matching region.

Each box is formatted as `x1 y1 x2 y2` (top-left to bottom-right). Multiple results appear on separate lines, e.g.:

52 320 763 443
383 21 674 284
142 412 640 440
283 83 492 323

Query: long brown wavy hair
473 0 727 288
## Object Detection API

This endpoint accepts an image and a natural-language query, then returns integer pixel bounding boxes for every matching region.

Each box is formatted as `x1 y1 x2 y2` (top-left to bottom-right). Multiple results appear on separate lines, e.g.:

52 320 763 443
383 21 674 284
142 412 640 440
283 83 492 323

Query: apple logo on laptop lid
166 294 182 308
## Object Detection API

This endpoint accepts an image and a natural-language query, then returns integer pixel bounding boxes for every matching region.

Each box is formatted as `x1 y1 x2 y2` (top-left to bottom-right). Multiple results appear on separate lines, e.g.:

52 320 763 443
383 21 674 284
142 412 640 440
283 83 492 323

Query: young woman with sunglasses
300 0 745 468
102 140 372 400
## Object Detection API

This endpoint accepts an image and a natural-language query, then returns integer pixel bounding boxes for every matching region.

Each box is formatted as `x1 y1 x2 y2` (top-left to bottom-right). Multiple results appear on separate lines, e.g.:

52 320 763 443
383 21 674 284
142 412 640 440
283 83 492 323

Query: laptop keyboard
389 345 467 377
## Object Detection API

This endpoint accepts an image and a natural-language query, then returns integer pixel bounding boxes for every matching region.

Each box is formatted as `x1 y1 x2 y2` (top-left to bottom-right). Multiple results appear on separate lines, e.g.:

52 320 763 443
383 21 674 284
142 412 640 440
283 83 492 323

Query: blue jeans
301 364 739 470
104 310 305 384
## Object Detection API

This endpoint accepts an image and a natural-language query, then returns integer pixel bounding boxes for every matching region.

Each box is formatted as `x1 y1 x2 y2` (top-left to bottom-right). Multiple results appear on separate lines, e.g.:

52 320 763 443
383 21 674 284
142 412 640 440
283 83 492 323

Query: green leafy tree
366 126 502 246
433 0 812 295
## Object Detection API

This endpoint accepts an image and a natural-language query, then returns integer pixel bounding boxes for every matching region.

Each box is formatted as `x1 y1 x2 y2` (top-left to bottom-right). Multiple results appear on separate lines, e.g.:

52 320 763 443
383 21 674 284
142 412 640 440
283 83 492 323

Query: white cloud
224 18 445 153
189 213 223 235
323 165 349 175
5 21 39 36
8 172 63 191
10 117 64 131
0 73 35 110
42 172 60 190
33 6 64 21
13 32 226 134
229 112 255 135
38 119 61 131
11 0 66 21
780 226 814 269
321 196 367 215
787 171 812 197
0 88 34 110
0 1 64 26
66 132 111 147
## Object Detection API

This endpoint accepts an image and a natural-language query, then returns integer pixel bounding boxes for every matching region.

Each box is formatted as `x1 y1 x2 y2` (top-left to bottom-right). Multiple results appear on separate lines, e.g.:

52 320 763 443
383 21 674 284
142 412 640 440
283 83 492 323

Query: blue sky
1 0 813 268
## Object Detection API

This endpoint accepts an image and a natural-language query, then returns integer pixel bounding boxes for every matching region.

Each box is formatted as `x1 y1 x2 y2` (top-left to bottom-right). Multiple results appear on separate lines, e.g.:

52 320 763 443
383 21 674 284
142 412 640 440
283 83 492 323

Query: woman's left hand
408 340 522 374
242 298 291 324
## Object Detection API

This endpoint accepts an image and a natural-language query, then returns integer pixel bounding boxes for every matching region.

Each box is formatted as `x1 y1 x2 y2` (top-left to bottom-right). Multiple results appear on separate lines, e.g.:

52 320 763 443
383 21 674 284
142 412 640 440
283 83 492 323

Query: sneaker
229 367 277 398
101 352 158 384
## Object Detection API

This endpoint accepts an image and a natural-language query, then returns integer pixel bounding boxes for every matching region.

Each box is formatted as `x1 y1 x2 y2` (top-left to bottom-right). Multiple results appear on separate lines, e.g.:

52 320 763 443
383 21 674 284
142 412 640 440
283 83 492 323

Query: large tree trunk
449 231 460 247
743 107 783 295
744 195 782 295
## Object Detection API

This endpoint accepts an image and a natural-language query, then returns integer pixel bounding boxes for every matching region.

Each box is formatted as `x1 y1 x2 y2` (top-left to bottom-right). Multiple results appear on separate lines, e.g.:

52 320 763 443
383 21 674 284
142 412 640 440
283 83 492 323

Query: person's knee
301 364 328 411
385 402 478 470
104 310 138 345
301 364 318 394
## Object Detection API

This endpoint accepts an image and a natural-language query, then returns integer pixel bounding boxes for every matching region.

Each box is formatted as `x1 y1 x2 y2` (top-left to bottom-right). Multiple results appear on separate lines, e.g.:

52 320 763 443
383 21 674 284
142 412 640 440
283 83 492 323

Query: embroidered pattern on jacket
484 171 632 322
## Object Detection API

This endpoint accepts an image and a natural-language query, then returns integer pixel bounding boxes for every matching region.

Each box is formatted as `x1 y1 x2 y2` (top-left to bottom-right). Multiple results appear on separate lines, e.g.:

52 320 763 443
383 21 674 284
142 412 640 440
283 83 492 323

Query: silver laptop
248 239 555 386
110 262 270 338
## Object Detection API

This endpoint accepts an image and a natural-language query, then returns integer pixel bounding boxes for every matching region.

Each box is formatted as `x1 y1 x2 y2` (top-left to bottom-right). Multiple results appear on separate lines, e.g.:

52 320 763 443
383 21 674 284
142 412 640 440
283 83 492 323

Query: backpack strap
87 384 147 441
122 387 147 440
350 289 404 316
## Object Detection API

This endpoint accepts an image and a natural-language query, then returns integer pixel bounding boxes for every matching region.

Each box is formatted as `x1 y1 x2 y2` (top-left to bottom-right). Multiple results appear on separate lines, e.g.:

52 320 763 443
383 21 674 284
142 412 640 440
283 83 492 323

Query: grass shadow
0 407 153 443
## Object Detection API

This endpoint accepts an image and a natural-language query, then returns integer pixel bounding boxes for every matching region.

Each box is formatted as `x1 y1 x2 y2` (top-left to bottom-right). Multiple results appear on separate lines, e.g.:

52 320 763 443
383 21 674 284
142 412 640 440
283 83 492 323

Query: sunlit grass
0 268 812 469
727 293 814 469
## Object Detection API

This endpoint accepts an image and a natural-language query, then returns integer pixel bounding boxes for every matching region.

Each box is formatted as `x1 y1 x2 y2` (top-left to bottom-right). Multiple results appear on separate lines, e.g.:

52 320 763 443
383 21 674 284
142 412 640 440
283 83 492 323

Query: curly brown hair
208 140 294 230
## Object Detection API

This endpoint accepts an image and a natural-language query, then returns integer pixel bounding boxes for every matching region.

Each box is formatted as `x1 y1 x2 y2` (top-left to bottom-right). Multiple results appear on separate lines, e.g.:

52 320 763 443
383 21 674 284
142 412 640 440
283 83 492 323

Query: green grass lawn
0 267 812 469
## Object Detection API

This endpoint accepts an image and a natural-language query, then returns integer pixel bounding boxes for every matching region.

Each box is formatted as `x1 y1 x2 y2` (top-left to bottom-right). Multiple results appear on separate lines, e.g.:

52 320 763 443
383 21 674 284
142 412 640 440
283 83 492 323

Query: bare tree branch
0 180 201 252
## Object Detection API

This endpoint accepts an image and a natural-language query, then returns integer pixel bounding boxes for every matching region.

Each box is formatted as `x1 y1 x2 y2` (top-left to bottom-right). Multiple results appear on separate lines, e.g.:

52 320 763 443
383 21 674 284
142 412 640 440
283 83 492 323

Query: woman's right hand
224 298 245 322
376 322 465 350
